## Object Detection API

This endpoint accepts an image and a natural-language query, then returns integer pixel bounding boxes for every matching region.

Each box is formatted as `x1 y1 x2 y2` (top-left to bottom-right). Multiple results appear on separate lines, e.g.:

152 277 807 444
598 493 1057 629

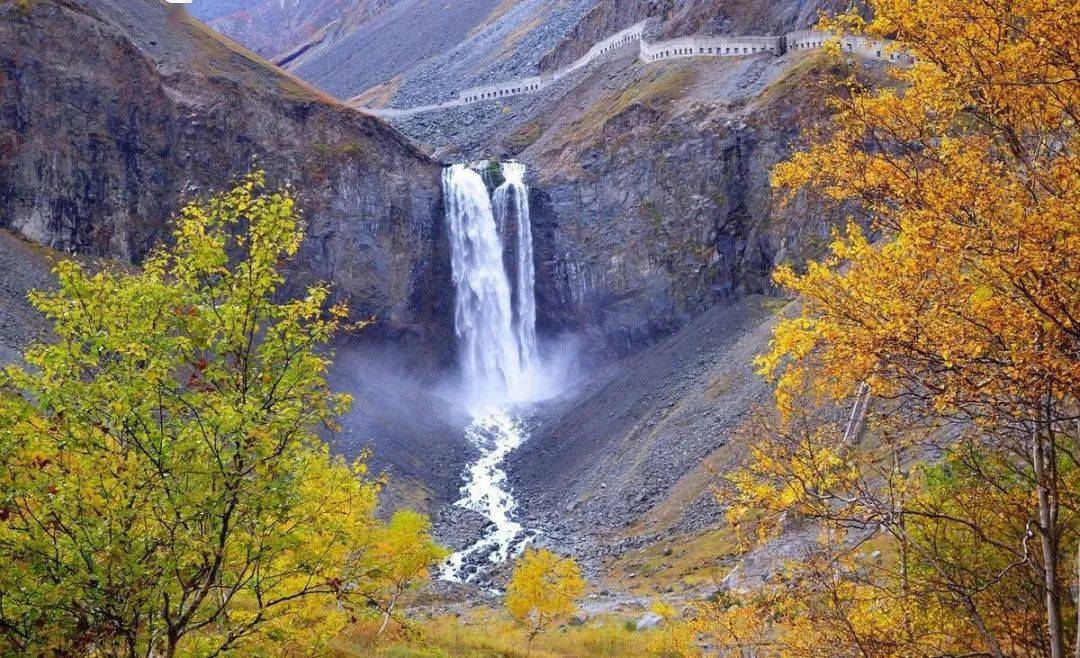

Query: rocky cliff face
0 0 452 360
510 52 864 355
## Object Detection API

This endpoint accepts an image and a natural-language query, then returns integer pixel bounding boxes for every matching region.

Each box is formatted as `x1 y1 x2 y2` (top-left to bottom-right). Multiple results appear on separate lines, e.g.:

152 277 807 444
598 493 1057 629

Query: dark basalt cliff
0 0 452 360
512 54 861 355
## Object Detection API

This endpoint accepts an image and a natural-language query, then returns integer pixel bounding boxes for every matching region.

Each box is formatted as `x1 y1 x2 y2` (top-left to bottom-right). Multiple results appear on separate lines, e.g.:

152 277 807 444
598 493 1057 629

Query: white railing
788 30 915 66
639 35 780 62
456 20 648 106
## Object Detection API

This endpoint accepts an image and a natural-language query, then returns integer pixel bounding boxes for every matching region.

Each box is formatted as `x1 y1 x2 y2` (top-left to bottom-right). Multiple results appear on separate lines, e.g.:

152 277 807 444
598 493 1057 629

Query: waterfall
494 162 539 374
441 161 542 584
444 164 524 401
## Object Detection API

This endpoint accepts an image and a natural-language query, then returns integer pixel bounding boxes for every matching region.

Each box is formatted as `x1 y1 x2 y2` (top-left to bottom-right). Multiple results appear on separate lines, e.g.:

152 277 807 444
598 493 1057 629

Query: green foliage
485 159 506 187
0 173 442 656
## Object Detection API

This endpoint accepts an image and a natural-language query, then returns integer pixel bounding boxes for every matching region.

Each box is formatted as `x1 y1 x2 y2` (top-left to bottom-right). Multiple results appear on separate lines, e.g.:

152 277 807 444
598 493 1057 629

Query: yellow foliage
715 0 1080 654
505 549 586 642
0 174 444 656
762 0 1079 423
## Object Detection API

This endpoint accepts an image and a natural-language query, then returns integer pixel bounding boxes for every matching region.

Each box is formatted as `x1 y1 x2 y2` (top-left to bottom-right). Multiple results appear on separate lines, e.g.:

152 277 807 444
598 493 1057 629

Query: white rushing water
441 162 543 583
440 411 527 581
444 164 524 400
494 162 539 374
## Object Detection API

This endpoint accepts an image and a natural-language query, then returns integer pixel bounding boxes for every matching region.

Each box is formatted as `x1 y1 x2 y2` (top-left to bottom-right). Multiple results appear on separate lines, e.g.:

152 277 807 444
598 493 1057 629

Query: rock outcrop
0 0 453 361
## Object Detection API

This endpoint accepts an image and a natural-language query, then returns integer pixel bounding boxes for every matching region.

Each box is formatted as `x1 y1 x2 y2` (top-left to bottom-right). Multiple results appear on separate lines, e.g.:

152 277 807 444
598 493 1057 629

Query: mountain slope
0 231 62 365
541 0 850 70
193 0 603 106
289 0 505 100
190 0 402 60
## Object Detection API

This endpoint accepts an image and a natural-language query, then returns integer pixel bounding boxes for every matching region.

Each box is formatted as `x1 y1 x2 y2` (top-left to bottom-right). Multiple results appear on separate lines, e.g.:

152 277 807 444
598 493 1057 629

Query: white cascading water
441 162 542 583
444 164 525 398
494 162 539 373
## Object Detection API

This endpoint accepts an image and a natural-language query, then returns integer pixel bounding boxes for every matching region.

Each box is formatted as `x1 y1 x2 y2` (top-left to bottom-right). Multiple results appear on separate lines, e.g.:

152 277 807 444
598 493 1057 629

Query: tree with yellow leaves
722 407 1062 657
505 549 585 651
370 511 450 637
725 0 1078 654
0 174 444 656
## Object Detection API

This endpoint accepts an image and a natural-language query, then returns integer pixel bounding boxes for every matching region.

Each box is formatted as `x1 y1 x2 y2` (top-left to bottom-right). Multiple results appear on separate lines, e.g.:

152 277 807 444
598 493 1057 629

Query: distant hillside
189 0 402 60
540 0 850 70
287 0 515 101
190 0 603 105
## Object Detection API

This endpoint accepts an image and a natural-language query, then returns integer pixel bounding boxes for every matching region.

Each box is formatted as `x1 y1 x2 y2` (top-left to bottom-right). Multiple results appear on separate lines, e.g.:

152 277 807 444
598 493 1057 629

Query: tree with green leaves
0 173 443 656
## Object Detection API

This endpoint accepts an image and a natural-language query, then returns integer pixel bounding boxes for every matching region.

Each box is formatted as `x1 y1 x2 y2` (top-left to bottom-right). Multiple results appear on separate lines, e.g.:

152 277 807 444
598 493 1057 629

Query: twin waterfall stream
441 162 544 583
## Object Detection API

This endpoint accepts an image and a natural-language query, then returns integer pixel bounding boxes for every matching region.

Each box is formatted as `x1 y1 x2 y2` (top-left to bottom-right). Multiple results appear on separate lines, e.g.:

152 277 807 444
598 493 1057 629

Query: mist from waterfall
441 161 553 584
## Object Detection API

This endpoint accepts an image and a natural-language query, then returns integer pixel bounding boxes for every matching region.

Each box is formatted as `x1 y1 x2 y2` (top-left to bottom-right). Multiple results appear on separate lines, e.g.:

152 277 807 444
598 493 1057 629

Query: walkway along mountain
354 21 914 118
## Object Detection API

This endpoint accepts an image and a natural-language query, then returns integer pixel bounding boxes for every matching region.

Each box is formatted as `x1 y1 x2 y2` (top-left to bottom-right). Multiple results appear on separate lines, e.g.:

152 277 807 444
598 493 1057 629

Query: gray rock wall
529 121 781 355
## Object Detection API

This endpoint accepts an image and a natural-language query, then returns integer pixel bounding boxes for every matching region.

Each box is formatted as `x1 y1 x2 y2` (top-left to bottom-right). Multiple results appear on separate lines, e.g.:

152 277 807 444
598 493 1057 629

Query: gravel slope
508 295 783 561
0 231 57 364
289 0 505 100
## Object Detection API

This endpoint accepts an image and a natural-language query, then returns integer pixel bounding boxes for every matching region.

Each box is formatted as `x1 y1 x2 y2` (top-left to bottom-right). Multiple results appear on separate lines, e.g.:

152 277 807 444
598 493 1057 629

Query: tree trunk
377 594 398 638
1034 426 1065 658
964 597 1004 658
1074 547 1079 658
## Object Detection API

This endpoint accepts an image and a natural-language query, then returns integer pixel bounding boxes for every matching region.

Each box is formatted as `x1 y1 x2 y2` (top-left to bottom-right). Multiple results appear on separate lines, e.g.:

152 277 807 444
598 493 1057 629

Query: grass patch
311 139 368 158
503 119 544 153
759 297 793 314
502 15 544 50
556 66 696 146
605 527 741 595
704 373 735 400
331 609 674 658
472 0 520 35
640 200 666 237
755 51 842 107
350 76 404 108
755 49 901 114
